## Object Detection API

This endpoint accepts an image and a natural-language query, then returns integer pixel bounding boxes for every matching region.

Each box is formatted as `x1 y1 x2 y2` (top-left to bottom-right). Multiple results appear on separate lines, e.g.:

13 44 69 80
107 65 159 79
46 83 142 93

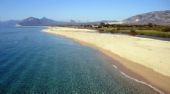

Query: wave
112 65 165 94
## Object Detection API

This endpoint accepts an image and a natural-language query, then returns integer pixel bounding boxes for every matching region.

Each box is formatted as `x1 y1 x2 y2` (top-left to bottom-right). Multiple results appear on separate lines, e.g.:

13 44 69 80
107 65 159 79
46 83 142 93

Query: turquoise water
0 27 157 94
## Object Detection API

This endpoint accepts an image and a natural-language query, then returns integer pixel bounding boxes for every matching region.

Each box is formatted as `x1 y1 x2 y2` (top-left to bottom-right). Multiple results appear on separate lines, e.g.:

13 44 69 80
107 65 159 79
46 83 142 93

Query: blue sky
0 0 170 21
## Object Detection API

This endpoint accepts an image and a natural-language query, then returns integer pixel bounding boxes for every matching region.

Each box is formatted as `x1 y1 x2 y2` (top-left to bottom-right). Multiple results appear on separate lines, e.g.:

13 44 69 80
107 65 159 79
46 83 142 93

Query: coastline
42 27 170 94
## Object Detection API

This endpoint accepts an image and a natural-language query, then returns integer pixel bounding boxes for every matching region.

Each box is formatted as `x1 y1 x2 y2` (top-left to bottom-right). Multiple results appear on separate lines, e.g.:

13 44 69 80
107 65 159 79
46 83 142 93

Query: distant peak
27 17 37 19
41 17 48 20
25 17 39 21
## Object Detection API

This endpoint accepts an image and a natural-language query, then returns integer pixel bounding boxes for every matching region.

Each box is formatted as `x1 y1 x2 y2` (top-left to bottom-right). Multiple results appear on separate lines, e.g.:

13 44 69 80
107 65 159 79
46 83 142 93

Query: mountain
40 17 58 25
19 17 45 26
124 10 170 25
1 10 170 26
19 17 67 26
18 17 76 26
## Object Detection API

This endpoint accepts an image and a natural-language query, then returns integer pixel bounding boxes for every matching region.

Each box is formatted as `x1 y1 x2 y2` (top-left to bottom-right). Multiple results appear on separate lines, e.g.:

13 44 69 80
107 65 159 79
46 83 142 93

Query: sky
0 0 170 22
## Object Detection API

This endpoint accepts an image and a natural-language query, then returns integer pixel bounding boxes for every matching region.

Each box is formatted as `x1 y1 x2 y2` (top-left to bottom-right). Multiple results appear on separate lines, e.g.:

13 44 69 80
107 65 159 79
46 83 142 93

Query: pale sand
43 27 170 93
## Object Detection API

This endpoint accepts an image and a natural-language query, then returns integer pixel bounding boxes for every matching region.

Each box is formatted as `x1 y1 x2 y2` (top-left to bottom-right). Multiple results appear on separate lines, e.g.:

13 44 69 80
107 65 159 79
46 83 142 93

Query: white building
104 21 124 25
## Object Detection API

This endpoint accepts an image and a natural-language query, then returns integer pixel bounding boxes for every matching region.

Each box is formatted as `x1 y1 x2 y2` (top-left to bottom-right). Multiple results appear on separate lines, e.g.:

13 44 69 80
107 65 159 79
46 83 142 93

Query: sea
0 26 159 94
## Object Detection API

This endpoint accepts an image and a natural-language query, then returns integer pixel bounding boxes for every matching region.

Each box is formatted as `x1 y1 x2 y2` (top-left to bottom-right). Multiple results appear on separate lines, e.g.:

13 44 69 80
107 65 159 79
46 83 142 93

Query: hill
124 10 170 25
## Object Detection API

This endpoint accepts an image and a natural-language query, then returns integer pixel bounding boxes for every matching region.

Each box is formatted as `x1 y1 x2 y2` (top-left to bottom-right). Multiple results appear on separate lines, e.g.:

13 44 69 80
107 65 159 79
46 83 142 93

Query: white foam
112 65 165 94
112 65 118 69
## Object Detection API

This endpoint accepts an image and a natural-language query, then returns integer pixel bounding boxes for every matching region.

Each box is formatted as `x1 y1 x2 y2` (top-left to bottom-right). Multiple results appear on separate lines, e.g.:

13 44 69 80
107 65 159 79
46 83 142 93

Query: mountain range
0 10 170 26
18 17 77 26
124 10 170 25
0 17 78 27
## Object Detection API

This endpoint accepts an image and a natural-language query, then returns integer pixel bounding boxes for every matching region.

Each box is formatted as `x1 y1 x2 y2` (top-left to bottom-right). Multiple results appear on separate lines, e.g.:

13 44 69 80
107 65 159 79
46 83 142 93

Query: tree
148 23 154 27
99 22 105 27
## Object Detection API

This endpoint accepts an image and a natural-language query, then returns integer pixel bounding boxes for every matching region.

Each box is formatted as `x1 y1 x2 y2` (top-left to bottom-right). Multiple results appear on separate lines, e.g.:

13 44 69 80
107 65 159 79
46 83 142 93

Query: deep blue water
0 27 157 94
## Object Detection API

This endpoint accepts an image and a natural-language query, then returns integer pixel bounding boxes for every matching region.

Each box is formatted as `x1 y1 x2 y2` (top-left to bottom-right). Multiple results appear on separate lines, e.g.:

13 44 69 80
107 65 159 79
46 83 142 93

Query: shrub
108 28 118 33
116 27 120 31
147 23 154 27
130 28 137 35
161 27 170 32
98 28 106 33
136 30 170 38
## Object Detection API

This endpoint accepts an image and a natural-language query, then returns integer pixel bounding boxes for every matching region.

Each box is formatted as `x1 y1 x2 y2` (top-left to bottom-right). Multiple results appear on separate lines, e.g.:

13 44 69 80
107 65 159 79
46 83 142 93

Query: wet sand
43 27 170 94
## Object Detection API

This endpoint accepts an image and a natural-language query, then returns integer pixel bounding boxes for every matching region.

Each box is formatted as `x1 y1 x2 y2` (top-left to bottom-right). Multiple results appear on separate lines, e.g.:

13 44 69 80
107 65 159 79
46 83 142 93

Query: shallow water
0 27 158 94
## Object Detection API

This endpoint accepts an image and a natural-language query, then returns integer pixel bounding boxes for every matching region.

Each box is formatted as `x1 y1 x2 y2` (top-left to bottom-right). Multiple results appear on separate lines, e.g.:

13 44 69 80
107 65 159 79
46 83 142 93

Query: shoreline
43 27 170 94
60 34 166 94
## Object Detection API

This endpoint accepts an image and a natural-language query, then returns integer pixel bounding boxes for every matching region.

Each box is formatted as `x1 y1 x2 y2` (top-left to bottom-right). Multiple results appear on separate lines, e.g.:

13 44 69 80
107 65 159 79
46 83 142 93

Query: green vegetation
130 28 137 36
96 23 170 38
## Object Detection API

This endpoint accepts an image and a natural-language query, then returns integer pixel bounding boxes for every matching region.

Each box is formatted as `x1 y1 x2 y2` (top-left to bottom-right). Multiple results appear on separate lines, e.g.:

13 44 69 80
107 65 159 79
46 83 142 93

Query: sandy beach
43 27 170 94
